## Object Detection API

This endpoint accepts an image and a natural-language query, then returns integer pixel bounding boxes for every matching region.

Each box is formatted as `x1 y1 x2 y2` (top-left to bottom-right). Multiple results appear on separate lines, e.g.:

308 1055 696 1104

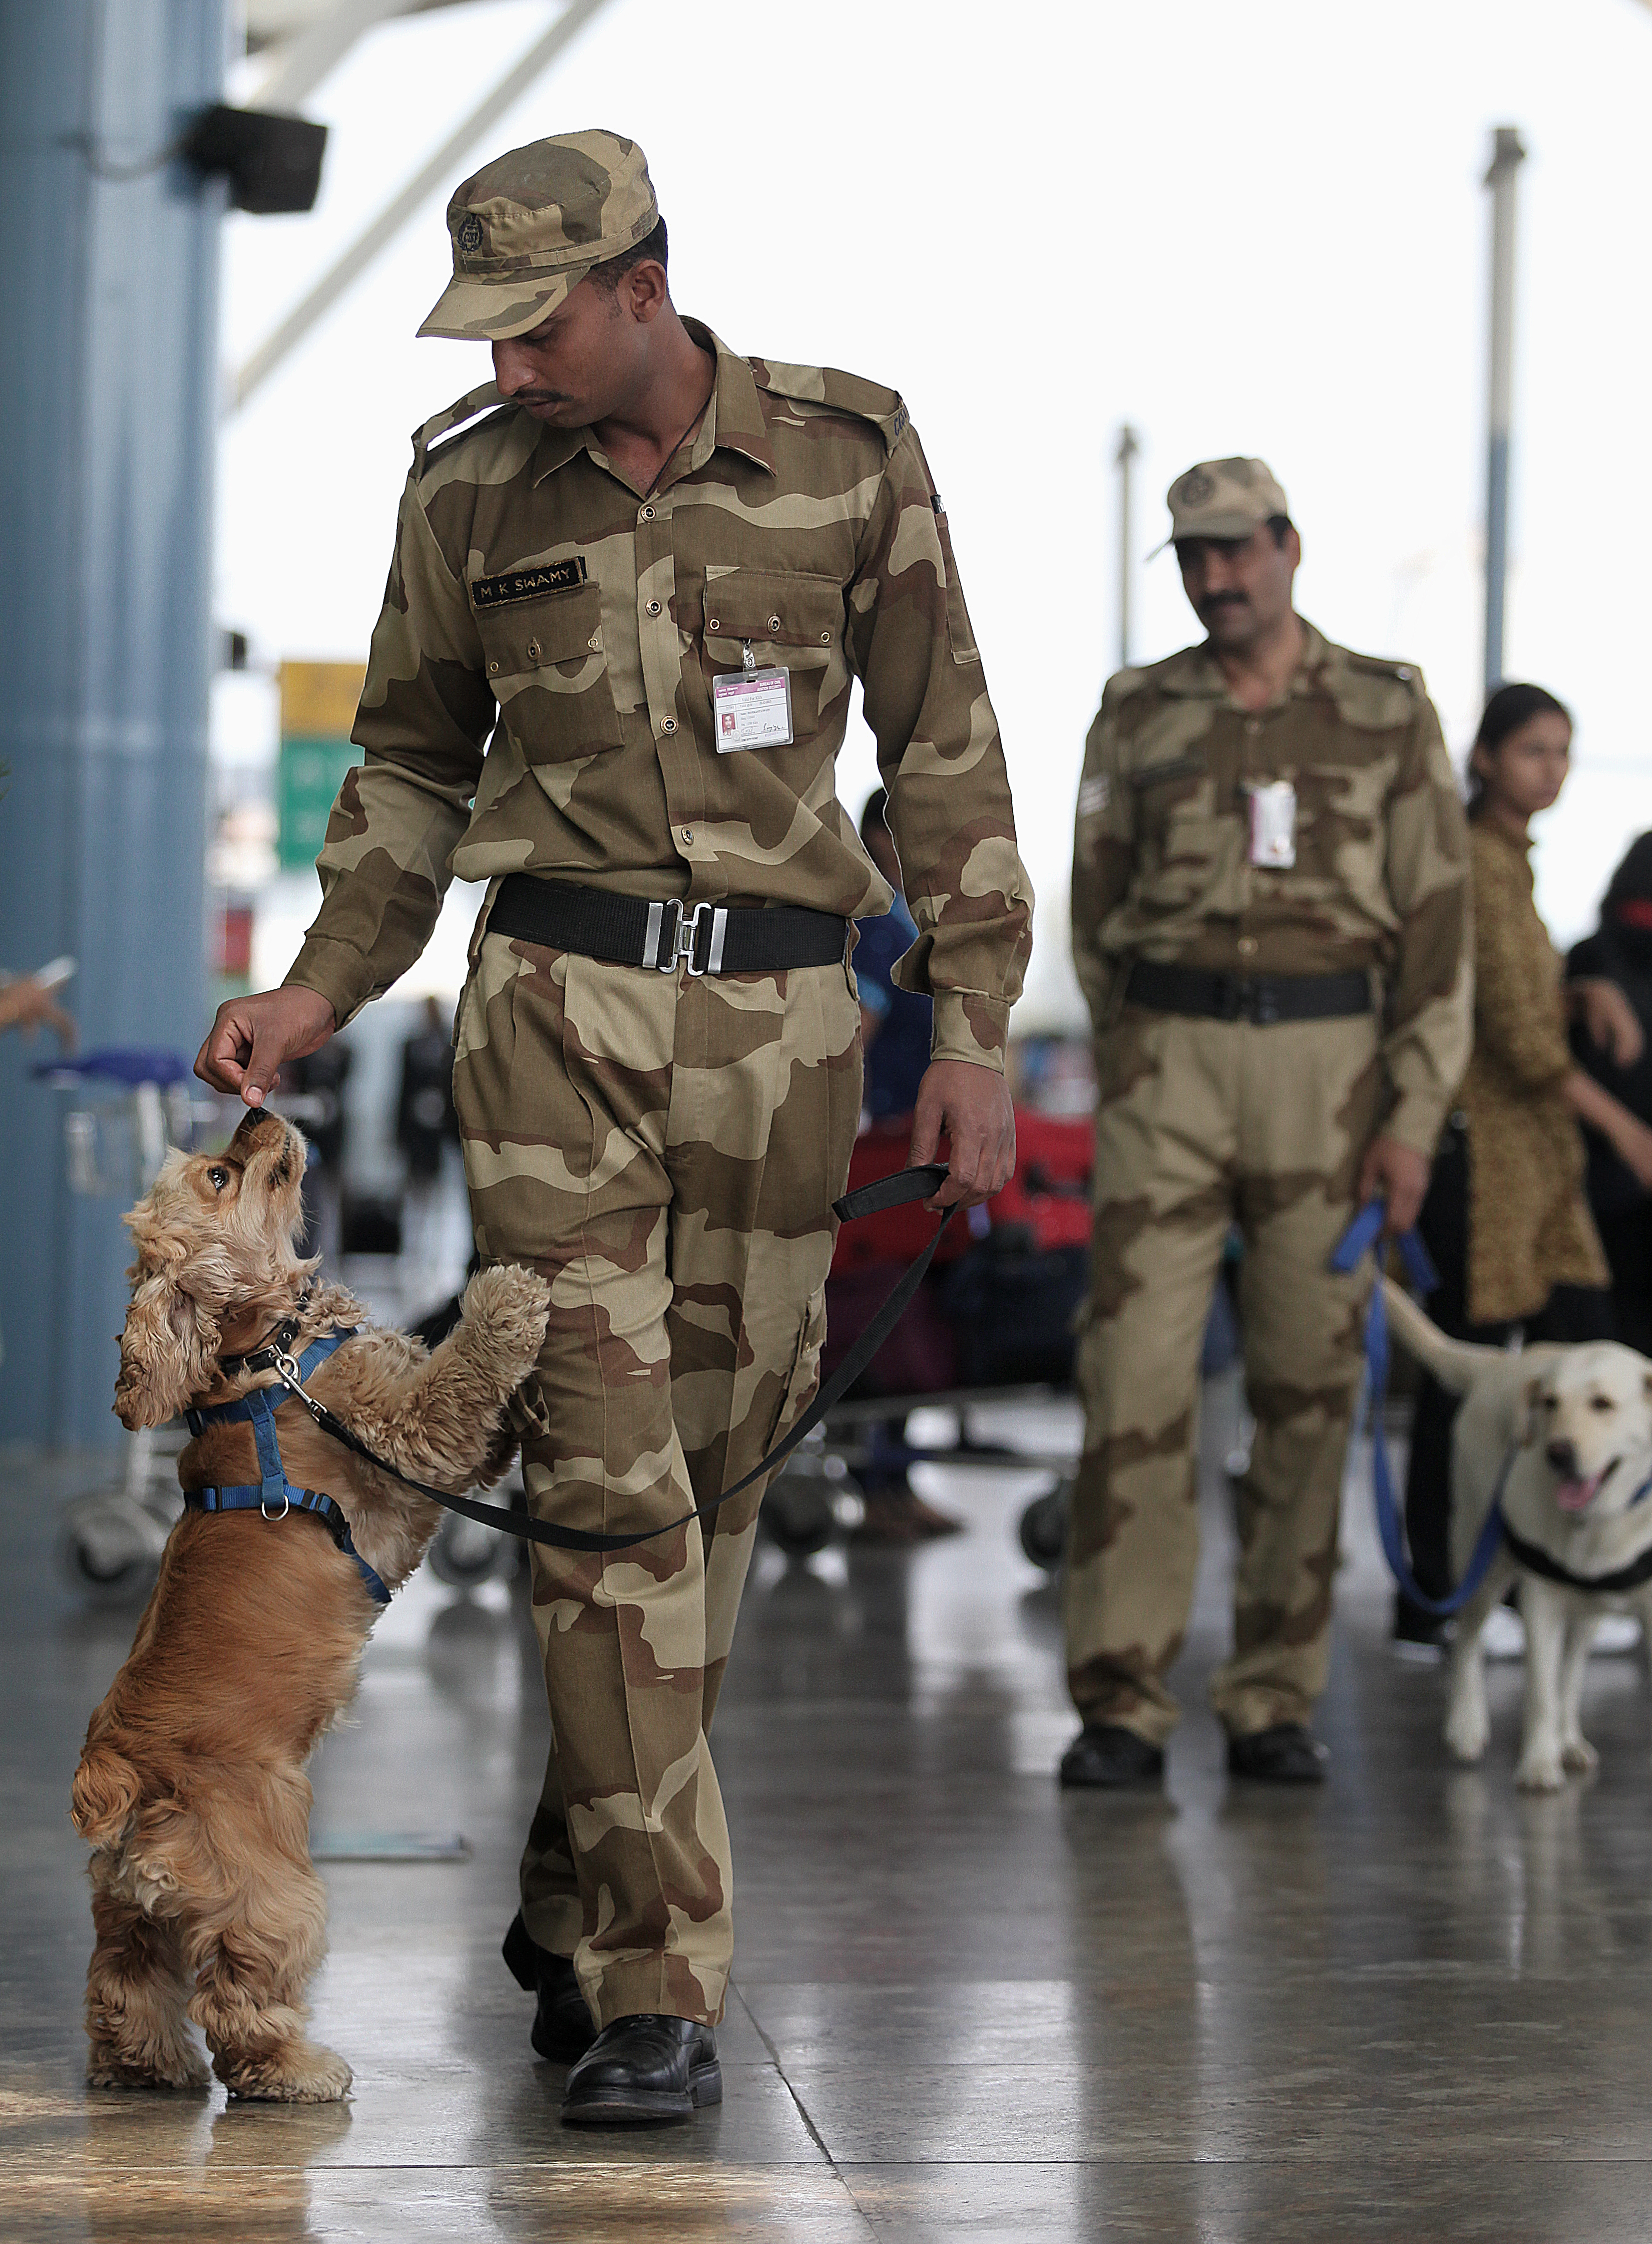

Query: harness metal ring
262 1491 291 1521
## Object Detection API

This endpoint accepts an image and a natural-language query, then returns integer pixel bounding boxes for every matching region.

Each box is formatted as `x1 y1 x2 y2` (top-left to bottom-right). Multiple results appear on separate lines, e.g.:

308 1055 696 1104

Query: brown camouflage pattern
418 130 660 343
1065 622 1472 1743
1162 455 1291 544
1070 622 1471 1154
453 933 862 2025
286 325 1032 1071
1064 1010 1383 1744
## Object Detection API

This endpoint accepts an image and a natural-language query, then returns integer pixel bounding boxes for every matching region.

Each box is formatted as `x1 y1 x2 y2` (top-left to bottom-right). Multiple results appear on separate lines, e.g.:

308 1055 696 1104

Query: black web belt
1124 960 1372 1025
489 874 848 978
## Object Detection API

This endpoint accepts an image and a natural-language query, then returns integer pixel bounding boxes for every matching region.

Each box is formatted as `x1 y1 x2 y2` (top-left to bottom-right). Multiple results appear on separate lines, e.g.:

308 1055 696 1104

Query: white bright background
216 0 1652 1024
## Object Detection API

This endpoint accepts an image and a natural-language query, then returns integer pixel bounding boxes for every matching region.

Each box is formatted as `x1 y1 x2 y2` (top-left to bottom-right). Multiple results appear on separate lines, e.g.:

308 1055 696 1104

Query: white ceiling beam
248 0 411 112
231 0 611 413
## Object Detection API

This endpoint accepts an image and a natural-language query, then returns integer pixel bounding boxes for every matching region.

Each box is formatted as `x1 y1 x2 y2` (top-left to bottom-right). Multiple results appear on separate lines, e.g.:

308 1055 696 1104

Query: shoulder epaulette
750 359 910 450
1345 648 1424 692
411 383 510 479
1111 644 1211 700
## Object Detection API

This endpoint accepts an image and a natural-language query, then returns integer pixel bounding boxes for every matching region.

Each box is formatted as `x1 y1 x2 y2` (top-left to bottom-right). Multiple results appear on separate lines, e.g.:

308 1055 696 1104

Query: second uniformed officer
196 133 1032 2121
1062 459 1470 1789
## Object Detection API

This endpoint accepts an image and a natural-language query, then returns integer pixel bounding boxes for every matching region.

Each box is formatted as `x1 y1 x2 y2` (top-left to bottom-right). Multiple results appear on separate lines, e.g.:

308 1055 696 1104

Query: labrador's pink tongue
1555 1472 1604 1513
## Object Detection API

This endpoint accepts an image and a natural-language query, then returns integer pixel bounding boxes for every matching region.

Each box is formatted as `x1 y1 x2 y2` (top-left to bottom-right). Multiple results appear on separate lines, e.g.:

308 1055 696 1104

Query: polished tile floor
9 1383 1652 2242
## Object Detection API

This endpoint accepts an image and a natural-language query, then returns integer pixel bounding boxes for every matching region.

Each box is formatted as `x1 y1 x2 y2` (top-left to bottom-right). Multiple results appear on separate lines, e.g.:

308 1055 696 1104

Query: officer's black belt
1123 961 1372 1025
489 874 848 978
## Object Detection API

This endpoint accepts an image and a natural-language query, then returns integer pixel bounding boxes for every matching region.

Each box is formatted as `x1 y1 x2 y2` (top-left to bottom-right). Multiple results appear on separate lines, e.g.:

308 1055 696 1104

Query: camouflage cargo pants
453 928 863 2027
1065 1008 1382 1744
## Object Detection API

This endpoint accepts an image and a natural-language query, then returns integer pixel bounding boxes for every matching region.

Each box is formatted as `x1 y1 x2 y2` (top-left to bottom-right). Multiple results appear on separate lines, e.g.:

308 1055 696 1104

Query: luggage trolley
760 1112 1094 1565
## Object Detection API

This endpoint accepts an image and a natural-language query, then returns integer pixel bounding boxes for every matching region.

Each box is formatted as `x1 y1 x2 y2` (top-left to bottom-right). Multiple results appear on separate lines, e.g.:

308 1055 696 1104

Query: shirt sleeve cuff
284 939 373 1031
1382 1090 1452 1160
930 991 1009 1072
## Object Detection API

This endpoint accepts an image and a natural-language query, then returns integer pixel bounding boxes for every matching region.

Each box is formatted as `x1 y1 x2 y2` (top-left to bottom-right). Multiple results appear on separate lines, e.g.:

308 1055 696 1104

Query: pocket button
766 613 781 633
526 639 541 662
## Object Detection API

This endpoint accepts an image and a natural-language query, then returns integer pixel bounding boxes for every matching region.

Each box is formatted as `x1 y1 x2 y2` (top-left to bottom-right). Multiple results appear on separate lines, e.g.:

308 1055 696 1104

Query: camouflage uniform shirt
1071 623 1471 1153
287 321 1032 1070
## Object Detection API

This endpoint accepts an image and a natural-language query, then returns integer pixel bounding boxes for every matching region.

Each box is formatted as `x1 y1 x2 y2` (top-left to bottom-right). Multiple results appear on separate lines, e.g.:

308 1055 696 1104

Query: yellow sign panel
279 660 365 739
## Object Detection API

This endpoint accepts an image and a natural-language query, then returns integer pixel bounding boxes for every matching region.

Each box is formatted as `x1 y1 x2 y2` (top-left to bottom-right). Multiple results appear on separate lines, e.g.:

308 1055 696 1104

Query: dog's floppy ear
114 1263 219 1429
1517 1374 1547 1448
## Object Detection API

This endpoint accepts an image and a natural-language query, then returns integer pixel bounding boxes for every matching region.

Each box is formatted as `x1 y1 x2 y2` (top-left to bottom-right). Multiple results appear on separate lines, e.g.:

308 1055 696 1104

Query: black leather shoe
1058 1724 1164 1789
561 2014 722 2126
502 1912 597 2063
1226 1722 1329 1784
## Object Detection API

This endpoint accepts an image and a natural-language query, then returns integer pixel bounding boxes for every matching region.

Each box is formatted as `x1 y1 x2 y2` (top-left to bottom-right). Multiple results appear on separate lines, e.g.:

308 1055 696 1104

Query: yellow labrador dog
1384 1279 1652 1791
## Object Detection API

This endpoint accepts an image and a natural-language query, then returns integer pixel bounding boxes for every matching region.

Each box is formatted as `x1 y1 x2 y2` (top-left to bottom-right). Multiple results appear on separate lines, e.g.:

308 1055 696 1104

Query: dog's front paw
1515 1748 1566 1794
1561 1736 1599 1774
459 1265 551 1384
1443 1686 1489 1765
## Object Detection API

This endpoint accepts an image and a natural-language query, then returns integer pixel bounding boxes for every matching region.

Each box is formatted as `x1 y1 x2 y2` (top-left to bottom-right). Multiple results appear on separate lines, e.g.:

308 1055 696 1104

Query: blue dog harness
183 1324 391 1608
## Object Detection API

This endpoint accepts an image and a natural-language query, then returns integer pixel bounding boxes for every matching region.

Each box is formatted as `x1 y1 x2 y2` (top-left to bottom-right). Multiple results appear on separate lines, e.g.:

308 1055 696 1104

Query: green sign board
278 734 357 871
277 662 365 873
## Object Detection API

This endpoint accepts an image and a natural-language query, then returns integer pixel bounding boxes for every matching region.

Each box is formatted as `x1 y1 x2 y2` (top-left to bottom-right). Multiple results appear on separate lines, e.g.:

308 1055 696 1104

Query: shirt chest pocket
699 567 847 744
474 579 623 765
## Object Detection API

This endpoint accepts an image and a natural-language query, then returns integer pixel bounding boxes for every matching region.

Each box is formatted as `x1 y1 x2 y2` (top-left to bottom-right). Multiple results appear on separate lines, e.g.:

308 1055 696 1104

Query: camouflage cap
418 129 658 342
1163 457 1291 545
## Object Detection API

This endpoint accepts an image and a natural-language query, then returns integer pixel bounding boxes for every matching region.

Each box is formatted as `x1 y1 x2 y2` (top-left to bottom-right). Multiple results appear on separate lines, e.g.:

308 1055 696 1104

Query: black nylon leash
261 1163 955 1557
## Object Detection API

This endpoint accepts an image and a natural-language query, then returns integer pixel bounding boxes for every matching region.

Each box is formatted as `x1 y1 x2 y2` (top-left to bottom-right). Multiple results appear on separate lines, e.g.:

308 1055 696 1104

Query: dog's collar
217 1286 315 1378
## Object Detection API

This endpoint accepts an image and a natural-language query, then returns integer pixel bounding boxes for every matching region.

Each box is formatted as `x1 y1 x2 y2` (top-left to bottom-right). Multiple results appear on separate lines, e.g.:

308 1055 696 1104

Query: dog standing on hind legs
72 1107 549 2100
1382 1277 1652 1791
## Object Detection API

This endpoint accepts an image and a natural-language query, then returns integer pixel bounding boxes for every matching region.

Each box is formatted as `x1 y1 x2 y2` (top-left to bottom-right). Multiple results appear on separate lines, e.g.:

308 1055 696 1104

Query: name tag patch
471 559 587 608
713 667 794 752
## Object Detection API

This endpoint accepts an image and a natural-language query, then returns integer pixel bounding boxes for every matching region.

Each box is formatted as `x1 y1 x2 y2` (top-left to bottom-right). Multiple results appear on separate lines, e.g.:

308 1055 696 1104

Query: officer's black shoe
1226 1722 1329 1784
501 1911 597 2063
1058 1724 1165 1789
561 2014 722 2126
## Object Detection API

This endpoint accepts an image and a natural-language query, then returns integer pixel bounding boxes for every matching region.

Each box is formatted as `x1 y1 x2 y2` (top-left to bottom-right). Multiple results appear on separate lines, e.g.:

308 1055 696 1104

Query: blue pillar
0 2 228 1447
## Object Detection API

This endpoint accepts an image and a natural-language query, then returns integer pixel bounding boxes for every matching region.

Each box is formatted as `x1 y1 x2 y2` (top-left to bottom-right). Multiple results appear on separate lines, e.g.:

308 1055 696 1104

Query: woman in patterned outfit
1395 684 1652 1647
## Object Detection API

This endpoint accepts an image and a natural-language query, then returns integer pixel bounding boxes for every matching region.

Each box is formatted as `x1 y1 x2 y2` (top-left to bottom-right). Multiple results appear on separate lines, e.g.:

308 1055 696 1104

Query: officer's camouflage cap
1164 457 1291 544
418 129 659 342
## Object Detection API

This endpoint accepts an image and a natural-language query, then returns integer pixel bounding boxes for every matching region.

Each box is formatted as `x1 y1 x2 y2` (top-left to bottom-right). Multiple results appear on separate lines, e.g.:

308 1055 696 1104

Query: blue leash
1331 1201 1507 1619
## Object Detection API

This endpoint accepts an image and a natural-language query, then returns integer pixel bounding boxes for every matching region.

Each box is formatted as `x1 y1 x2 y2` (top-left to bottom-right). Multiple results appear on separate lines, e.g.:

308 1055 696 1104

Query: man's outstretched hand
910 1059 1016 1210
195 986 337 1107
1355 1133 1431 1237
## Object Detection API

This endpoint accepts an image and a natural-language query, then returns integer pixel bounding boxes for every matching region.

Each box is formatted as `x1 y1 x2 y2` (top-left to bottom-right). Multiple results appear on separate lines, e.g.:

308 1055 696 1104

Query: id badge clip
1247 780 1297 869
713 640 793 753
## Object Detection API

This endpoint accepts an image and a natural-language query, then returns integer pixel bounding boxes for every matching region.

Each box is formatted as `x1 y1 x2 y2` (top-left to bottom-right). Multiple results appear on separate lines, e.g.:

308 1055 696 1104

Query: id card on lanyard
713 641 793 752
1247 780 1297 868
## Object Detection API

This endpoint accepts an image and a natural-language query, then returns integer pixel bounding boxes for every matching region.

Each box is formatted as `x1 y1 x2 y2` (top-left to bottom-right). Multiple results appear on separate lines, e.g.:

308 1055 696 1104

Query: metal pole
0 1 226 1448
1115 424 1139 669
232 0 612 410
1483 125 1526 698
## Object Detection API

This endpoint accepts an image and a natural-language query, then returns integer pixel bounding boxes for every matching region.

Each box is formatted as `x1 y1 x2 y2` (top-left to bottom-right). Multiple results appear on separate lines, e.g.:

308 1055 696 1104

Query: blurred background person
0 966 76 1049
284 1038 351 1270
848 789 963 1545
396 994 462 1319
1568 833 1652 1357
1398 687 1652 1648
1063 459 1471 1787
